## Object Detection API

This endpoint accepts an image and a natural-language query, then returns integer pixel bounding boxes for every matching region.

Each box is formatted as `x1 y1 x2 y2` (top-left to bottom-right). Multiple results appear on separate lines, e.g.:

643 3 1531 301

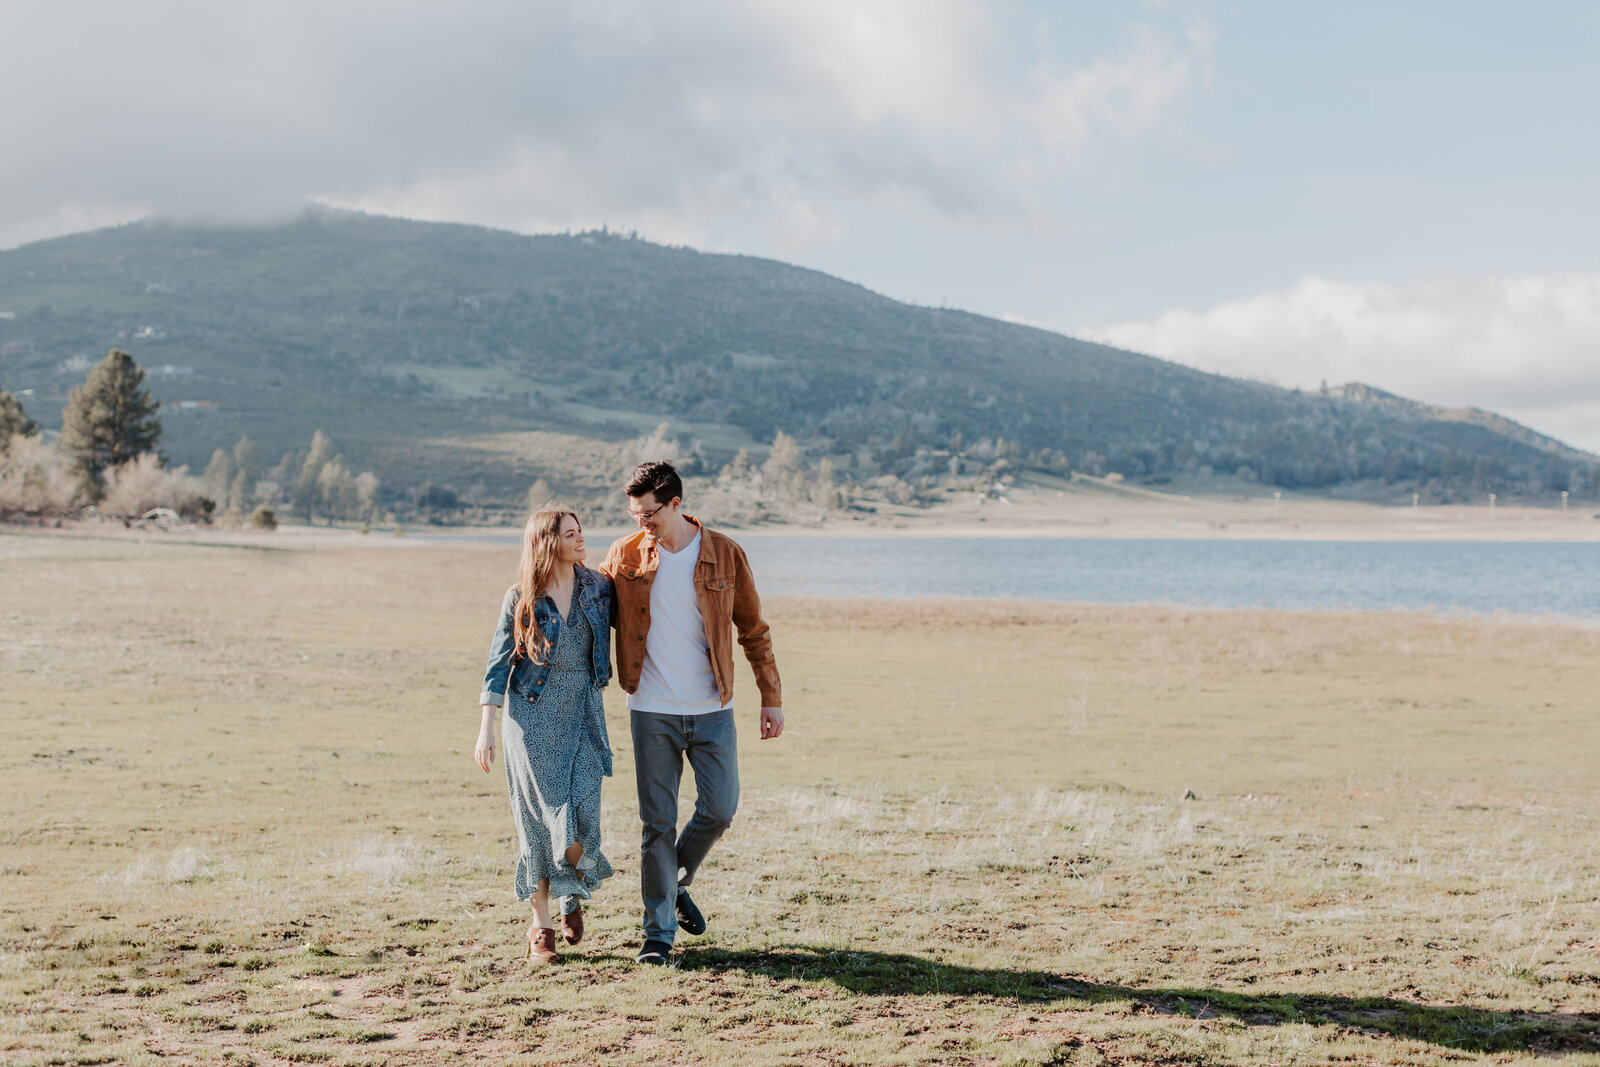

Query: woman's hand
475 705 498 772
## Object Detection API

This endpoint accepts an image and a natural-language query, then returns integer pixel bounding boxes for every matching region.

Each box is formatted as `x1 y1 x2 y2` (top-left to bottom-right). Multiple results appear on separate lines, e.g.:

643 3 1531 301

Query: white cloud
0 1 1210 252
1000 310 1048 329
1024 21 1214 155
1085 275 1600 453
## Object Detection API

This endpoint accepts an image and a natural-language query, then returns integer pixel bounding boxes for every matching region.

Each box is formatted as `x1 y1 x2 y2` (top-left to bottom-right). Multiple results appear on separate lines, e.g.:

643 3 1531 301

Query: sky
3 1 1598 451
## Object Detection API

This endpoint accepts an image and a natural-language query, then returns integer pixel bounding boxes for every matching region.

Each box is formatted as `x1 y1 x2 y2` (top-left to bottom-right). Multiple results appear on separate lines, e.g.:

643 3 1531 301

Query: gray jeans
630 709 740 945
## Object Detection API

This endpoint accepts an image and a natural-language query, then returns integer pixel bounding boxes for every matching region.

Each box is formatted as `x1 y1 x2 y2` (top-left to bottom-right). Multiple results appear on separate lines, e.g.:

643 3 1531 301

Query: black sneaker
675 887 707 936
635 939 672 966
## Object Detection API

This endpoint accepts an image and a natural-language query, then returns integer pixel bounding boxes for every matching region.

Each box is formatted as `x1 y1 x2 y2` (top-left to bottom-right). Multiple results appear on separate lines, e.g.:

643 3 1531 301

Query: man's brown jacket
599 516 782 709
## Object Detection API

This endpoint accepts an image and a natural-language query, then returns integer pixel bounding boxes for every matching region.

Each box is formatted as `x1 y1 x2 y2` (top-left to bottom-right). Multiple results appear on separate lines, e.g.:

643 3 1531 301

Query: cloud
1085 275 1600 453
0 1 1210 252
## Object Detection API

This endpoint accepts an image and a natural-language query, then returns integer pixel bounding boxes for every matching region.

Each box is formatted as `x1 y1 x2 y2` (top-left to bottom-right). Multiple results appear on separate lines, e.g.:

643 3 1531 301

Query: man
600 460 784 966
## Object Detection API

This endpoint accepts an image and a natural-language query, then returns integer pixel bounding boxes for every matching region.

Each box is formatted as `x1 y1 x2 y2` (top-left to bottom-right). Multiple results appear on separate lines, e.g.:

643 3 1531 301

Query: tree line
0 349 382 526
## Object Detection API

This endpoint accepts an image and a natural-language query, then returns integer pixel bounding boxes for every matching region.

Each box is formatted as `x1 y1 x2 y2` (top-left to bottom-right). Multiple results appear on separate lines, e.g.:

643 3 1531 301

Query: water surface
421 531 1600 619
731 537 1599 619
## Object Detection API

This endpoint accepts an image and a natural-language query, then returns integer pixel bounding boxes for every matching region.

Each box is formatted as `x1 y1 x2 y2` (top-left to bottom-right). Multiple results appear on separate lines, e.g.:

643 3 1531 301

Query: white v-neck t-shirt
627 530 732 715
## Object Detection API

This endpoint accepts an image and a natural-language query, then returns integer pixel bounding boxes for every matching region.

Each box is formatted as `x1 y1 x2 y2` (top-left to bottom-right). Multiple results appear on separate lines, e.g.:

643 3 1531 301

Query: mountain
0 210 1593 505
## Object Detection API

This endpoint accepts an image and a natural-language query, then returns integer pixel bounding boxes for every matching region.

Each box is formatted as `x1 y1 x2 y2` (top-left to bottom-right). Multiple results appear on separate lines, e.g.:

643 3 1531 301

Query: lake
423 531 1600 620
735 537 1600 620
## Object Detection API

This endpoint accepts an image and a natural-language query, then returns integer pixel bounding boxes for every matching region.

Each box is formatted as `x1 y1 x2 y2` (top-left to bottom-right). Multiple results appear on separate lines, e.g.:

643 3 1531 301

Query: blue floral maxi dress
501 592 614 912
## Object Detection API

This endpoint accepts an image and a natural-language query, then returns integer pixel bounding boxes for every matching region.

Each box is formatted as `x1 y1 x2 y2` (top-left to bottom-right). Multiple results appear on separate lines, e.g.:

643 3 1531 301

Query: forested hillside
0 210 1593 506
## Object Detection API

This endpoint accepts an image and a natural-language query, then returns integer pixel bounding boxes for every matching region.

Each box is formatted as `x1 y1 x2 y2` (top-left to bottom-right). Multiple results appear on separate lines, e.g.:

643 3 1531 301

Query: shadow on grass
677 945 1599 1055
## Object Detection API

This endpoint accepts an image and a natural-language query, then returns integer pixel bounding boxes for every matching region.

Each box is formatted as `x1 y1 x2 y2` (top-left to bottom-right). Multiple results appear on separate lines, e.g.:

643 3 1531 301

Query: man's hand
759 706 784 740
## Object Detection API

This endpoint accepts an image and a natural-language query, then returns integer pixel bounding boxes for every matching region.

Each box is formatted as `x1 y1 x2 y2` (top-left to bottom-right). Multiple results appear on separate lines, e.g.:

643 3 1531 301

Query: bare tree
292 430 335 521
202 449 235 503
525 477 553 514
316 458 357 522
355 471 383 521
762 431 801 493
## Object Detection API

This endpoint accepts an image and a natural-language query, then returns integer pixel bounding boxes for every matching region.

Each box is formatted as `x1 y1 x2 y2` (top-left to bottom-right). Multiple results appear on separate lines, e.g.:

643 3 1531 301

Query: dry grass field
1 527 1597 1066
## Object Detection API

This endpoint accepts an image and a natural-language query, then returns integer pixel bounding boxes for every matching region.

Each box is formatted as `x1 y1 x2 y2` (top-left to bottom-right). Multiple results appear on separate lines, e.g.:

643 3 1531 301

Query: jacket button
633 661 641 668
640 607 647 614
637 634 644 641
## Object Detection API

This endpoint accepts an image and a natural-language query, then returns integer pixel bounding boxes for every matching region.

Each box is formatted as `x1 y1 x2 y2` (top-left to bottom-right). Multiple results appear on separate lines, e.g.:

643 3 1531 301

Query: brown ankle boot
528 926 558 963
561 903 584 946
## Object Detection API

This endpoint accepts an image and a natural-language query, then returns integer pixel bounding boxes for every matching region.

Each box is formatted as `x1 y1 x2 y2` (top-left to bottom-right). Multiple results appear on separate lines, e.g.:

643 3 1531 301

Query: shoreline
6 524 1596 627
380 495 1600 543
8 503 1600 545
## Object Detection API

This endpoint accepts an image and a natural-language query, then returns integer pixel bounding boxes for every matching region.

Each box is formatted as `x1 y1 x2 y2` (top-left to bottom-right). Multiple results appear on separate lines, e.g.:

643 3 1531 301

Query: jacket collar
689 516 717 570
640 515 713 569
531 565 600 609
573 564 602 604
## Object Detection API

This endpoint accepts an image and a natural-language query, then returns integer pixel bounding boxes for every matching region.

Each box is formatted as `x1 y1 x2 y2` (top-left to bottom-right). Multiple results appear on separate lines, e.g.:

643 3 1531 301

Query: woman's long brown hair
510 503 580 666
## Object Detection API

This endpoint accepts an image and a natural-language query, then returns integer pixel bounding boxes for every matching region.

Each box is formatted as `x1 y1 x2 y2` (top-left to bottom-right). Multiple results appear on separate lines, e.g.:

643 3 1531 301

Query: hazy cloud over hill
0 1 1207 252
6 2 1597 454
1087 275 1600 452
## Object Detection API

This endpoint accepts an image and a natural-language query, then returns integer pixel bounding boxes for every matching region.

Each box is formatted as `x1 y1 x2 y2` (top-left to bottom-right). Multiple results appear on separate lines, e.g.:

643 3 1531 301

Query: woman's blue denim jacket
478 566 615 708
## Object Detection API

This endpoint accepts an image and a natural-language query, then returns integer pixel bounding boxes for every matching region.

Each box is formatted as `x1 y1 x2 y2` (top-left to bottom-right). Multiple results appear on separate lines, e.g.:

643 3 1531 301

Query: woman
476 505 615 963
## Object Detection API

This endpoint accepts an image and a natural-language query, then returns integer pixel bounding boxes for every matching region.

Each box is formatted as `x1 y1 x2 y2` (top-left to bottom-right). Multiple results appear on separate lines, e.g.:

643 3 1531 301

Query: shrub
99 453 203 519
416 482 458 509
0 436 90 519
248 506 278 530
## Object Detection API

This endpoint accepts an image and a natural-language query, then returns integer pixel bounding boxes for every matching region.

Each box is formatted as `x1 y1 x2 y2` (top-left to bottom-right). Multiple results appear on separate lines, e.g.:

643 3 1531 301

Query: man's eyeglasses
627 500 668 525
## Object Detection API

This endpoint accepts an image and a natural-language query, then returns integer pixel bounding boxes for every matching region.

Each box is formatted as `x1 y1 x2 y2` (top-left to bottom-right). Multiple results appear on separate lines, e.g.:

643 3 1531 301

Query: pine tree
58 349 162 487
0 391 39 451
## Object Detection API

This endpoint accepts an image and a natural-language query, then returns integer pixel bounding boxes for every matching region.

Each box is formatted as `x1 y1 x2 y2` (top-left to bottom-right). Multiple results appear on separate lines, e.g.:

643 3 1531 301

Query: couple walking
474 461 783 965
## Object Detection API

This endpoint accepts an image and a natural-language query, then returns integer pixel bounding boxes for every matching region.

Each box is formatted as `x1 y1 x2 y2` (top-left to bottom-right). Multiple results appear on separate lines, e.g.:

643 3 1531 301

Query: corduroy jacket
600 516 781 709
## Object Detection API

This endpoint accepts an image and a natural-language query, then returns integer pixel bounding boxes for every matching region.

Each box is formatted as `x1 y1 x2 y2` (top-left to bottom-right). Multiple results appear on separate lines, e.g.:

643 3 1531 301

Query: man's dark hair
626 460 683 505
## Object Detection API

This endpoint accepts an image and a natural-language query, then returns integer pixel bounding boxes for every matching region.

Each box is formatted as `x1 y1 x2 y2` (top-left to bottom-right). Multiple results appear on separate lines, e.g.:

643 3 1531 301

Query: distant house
0 311 15 320
174 400 220 411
